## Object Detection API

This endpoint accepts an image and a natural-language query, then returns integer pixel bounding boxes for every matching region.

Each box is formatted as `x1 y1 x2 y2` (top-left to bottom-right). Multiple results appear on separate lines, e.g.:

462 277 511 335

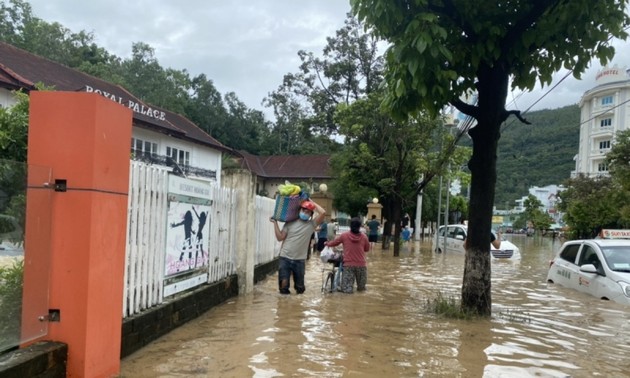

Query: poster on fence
164 175 212 296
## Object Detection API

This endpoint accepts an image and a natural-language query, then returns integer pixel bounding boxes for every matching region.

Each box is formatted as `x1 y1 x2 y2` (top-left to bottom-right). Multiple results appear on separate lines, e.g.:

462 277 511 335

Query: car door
442 226 456 253
576 244 609 299
550 242 581 288
451 226 466 253
433 226 446 252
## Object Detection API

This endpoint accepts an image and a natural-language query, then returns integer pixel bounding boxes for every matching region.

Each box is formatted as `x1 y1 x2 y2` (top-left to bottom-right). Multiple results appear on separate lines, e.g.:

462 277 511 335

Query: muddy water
120 236 630 378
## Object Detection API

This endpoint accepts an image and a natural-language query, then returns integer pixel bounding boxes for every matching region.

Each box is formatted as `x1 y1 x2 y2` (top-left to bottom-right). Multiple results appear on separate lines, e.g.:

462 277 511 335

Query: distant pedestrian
401 226 411 244
328 218 337 241
402 213 410 228
366 215 380 249
316 220 328 252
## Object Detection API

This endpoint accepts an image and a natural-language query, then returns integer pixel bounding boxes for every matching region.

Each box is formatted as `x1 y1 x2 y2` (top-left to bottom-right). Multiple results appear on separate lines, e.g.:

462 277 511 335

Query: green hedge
0 259 24 353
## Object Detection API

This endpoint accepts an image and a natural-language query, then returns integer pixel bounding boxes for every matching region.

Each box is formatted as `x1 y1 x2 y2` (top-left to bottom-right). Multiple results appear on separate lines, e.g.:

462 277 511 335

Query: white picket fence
255 195 280 265
124 162 169 318
123 161 278 318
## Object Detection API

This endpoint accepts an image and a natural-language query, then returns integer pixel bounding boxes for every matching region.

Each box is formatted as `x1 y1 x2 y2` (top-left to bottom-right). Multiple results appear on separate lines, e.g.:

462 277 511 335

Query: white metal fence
123 161 279 318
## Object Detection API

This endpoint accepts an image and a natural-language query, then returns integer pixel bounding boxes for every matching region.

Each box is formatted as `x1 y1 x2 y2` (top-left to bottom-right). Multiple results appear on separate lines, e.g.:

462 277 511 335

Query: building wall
575 66 630 177
132 127 222 185
2 88 222 185
0 87 14 108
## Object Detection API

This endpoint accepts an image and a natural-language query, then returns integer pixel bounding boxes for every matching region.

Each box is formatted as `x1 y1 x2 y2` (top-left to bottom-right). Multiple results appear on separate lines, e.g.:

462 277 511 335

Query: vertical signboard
164 175 212 296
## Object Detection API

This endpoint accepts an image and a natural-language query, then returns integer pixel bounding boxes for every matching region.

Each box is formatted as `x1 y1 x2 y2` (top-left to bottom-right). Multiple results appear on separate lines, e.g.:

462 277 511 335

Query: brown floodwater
119 236 630 378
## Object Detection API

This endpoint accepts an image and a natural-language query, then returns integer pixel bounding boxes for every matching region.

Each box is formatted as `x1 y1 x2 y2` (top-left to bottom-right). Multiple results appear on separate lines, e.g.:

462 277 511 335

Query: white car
432 224 520 259
546 238 630 305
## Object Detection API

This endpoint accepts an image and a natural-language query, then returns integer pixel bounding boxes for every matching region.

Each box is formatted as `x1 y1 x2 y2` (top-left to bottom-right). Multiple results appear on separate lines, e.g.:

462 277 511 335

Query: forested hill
493 104 580 207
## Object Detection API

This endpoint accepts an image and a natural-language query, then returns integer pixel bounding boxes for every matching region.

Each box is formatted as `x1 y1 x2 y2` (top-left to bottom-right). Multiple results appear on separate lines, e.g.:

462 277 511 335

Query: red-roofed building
237 151 339 219
237 151 332 196
0 42 232 184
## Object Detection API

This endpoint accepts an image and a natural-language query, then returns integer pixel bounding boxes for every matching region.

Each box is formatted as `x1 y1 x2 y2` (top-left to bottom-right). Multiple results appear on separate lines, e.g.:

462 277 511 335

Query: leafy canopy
351 0 630 117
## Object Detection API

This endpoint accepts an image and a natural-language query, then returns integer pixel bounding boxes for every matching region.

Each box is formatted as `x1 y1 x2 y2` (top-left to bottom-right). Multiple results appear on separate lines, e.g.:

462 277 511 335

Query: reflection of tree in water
456 320 491 377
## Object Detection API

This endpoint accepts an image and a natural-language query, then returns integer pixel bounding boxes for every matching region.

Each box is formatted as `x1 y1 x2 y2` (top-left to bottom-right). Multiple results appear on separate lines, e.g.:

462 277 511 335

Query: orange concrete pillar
26 92 132 377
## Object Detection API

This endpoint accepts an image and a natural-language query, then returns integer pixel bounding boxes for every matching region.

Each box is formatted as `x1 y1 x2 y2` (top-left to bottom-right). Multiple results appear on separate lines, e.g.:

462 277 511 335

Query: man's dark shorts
368 234 378 243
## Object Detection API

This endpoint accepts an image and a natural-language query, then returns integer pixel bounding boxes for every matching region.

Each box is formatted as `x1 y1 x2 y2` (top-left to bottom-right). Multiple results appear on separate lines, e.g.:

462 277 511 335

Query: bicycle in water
321 247 343 293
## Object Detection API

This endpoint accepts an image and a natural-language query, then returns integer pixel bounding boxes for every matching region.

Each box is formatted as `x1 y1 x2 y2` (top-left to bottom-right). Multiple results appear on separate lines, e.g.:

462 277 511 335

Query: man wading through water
270 199 326 294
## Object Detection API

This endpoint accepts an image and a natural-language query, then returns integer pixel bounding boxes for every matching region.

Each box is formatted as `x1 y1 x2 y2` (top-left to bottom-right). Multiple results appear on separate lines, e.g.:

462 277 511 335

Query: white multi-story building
573 65 630 177
514 185 563 211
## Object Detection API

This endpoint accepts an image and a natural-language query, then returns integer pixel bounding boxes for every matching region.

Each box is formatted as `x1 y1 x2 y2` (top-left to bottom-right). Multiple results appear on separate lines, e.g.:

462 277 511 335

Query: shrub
0 259 24 352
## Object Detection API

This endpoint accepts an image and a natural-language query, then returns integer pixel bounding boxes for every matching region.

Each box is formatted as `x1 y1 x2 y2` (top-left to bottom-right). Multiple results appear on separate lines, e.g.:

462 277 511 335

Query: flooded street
120 236 630 377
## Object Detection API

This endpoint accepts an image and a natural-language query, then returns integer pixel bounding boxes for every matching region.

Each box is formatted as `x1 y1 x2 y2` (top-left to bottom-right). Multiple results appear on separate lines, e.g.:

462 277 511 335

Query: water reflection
120 236 630 378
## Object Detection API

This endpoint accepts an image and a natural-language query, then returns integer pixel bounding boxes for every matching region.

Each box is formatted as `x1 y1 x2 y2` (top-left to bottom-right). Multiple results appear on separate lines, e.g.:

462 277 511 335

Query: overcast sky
26 1 630 119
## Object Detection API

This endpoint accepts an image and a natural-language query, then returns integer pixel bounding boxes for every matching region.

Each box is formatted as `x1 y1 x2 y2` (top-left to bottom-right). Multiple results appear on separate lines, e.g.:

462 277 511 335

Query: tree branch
504 110 531 125
451 98 479 119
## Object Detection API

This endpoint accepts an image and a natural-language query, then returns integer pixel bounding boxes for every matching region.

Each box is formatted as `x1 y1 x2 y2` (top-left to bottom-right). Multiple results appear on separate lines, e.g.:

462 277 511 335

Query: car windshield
601 246 630 272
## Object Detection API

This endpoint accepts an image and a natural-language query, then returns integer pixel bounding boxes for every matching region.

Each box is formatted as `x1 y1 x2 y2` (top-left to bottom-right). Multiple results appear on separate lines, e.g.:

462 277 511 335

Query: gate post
221 169 256 294
26 92 132 377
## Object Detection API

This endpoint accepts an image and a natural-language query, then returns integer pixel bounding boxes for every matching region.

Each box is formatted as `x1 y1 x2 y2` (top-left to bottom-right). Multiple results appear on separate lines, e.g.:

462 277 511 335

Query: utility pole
436 175 443 251
443 167 450 254
414 175 423 241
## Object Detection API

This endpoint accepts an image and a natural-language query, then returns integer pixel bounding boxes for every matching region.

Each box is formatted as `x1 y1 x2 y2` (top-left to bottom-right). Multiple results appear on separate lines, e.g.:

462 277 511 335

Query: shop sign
84 85 167 121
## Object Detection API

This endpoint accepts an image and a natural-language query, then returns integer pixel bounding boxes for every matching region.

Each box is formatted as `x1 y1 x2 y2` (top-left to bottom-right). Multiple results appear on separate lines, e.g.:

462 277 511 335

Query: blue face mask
299 212 310 221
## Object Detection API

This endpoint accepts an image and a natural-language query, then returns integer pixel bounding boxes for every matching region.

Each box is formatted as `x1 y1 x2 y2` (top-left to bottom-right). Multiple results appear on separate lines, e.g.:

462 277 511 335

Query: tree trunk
460 63 509 316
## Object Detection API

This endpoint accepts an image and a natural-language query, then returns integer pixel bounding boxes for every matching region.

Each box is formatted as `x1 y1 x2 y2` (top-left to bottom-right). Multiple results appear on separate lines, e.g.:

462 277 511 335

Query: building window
600 118 612 127
601 96 613 106
166 146 190 166
131 137 158 158
598 163 609 172
599 140 611 150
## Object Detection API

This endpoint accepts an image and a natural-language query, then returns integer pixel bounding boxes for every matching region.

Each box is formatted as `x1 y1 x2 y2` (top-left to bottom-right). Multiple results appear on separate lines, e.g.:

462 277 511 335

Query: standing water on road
120 236 630 377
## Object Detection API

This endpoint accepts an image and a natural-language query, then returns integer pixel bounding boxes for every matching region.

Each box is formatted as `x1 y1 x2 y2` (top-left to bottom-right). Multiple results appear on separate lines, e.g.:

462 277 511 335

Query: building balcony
130 151 217 180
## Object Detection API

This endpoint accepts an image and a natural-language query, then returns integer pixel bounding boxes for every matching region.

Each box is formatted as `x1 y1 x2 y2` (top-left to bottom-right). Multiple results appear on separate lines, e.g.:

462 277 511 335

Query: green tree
605 129 630 227
351 0 629 315
1 0 114 70
558 175 626 238
265 13 383 141
220 92 271 154
119 42 191 115
518 195 551 233
262 92 312 154
607 129 630 190
333 91 464 255
0 260 23 351
0 90 28 162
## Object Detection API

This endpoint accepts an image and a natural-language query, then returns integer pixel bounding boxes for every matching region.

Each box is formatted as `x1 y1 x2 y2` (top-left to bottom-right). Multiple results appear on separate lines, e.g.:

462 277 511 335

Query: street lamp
372 197 379 204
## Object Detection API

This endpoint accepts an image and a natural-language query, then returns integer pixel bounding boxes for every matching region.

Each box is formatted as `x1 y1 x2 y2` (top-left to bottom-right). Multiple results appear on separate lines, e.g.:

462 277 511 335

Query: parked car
546 237 630 305
432 224 521 259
